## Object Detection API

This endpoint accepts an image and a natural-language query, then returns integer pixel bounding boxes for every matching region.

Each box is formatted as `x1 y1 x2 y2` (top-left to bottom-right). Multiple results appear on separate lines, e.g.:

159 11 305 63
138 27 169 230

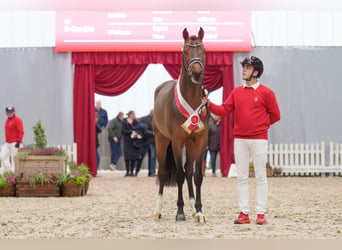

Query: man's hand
202 97 210 106
113 137 118 143
15 141 20 148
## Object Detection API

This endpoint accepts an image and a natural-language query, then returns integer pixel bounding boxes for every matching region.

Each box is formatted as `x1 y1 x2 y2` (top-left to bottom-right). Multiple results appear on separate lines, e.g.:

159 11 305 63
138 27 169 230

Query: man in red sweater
0 105 24 173
202 56 280 225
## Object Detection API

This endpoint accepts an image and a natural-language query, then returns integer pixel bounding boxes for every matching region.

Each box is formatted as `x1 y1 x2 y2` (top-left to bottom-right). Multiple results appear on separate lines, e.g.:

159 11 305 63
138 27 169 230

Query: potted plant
16 172 60 197
0 172 17 197
15 120 67 179
57 171 86 197
76 163 92 195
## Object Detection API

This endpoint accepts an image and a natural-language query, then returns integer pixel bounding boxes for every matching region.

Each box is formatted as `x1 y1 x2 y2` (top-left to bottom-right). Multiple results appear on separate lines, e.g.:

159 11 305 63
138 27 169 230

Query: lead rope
198 85 210 119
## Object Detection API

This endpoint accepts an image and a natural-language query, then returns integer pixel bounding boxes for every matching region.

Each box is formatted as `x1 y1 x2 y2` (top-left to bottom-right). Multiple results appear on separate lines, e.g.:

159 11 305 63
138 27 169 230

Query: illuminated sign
55 11 252 52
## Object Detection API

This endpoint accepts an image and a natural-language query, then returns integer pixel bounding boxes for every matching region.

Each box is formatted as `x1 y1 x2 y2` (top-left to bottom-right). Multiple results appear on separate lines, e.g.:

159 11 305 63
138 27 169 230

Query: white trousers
0 142 18 173
234 138 268 215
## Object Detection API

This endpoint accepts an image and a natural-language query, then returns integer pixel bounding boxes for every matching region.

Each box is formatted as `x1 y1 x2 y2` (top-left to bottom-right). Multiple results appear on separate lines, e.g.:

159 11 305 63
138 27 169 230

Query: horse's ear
198 27 204 40
183 28 189 41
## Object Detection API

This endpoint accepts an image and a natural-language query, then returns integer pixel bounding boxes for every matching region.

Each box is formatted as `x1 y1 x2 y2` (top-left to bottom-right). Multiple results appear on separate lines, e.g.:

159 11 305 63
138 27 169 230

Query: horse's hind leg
153 130 169 220
153 183 164 220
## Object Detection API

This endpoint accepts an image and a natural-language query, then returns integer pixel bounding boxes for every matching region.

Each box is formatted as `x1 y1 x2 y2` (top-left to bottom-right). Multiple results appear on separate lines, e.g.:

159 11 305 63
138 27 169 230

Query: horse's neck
179 72 202 109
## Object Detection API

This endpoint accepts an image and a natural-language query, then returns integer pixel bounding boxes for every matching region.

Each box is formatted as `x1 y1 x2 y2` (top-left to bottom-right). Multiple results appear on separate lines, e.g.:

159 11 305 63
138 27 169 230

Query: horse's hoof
153 213 161 220
195 213 206 224
176 213 186 222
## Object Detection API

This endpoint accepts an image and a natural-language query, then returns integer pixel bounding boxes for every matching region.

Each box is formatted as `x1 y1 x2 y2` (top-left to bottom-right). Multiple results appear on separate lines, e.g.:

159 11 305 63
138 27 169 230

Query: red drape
73 52 234 177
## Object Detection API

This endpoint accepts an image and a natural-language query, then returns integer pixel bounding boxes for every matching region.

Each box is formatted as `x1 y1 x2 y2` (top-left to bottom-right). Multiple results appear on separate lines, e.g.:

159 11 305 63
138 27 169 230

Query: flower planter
249 164 273 177
249 168 255 177
16 182 60 197
0 185 16 197
15 155 67 179
61 182 83 197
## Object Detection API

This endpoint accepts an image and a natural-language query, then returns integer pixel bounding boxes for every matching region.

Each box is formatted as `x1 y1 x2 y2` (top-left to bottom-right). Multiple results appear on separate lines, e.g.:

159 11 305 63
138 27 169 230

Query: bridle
182 42 205 78
182 42 209 119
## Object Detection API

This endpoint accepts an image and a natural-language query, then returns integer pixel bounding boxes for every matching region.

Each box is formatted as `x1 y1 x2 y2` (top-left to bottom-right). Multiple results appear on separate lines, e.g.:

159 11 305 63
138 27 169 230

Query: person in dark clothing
107 111 124 170
134 120 148 176
95 112 102 170
95 100 108 128
208 115 221 176
136 109 156 176
121 110 141 177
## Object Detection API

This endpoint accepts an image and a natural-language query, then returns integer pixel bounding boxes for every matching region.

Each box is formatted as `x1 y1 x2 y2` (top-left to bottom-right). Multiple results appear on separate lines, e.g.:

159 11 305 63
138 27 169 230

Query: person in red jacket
0 105 24 173
202 56 280 225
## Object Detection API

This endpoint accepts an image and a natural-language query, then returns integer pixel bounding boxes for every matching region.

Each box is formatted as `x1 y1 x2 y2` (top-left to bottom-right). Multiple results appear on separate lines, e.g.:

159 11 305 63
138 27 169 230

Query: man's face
6 112 14 118
242 64 258 81
95 101 101 110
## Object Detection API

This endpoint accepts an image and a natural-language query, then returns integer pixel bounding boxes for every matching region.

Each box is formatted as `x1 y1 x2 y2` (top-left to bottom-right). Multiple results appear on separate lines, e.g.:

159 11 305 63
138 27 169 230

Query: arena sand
0 170 341 239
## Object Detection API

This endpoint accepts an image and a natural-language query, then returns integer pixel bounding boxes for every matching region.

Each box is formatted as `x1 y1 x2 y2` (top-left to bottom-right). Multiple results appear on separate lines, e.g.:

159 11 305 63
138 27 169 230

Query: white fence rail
0 143 77 169
268 142 342 176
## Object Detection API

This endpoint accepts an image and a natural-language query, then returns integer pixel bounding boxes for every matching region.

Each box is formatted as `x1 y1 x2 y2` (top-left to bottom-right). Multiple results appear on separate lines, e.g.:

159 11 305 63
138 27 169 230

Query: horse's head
182 27 205 84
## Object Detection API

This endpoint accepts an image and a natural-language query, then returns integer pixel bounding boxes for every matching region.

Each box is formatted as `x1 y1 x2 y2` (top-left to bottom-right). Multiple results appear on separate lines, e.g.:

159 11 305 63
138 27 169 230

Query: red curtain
73 52 234 177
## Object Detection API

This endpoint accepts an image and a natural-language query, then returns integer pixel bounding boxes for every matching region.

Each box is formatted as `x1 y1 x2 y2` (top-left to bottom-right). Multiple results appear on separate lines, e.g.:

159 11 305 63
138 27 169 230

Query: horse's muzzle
191 72 203 84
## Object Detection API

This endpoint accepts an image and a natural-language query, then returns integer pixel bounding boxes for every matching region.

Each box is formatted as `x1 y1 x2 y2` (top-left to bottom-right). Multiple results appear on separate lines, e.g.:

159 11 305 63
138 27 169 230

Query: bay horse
153 27 208 223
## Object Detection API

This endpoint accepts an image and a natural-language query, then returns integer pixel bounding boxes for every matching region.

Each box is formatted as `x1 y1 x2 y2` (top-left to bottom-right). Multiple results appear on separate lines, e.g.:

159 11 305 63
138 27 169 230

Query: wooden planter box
0 185 16 197
16 182 60 197
15 155 67 179
249 165 273 177
61 182 84 197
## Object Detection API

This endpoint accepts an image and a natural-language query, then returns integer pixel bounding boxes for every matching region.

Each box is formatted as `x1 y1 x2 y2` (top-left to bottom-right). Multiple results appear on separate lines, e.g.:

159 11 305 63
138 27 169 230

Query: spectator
0 105 24 173
95 112 102 170
107 112 124 171
121 110 141 177
208 115 221 177
136 109 156 177
134 120 147 176
95 100 108 129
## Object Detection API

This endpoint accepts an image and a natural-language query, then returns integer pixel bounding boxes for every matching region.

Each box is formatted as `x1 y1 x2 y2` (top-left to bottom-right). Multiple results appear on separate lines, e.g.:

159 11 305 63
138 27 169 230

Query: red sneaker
234 212 251 224
256 214 267 225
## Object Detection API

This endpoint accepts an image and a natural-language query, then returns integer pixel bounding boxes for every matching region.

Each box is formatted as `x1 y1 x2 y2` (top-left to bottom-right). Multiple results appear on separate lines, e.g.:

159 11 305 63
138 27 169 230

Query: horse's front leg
194 157 205 223
174 145 186 222
184 159 196 218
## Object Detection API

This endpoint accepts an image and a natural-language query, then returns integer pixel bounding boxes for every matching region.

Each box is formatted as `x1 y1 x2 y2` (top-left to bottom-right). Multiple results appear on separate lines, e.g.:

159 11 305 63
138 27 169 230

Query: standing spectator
107 111 124 171
0 105 24 173
136 109 156 177
95 100 108 128
208 115 221 177
202 56 280 225
133 120 147 176
95 111 102 170
122 111 141 177
95 100 108 170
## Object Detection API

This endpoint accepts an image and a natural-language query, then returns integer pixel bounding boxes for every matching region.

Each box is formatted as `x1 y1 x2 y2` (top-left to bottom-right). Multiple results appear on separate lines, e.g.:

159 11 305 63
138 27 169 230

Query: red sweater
5 115 24 143
209 83 280 139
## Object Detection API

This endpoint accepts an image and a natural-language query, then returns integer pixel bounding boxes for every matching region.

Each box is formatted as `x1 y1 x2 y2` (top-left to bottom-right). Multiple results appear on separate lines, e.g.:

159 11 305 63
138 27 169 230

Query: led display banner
55 11 252 52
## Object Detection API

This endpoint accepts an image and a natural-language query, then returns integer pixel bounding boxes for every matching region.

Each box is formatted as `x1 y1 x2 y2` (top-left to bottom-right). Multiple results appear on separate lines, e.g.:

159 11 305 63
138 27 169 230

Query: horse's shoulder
155 80 177 98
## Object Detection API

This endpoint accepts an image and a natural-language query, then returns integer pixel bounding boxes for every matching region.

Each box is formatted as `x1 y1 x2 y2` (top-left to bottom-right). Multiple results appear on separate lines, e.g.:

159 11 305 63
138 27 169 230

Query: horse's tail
163 142 177 186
